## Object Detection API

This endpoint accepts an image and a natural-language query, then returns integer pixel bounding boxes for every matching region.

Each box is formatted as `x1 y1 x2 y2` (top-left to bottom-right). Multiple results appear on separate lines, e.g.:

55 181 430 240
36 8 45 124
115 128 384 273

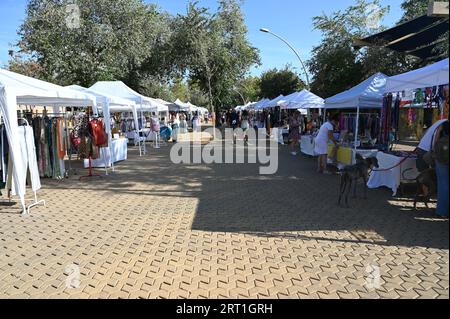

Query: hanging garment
10 125 41 195
42 117 52 178
0 125 8 190
51 118 62 179
57 118 66 159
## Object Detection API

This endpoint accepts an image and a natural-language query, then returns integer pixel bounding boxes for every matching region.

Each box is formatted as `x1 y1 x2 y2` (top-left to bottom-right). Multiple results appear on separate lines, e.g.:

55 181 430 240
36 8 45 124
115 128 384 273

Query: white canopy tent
266 95 285 108
66 85 137 169
0 68 96 214
324 73 388 110
197 107 209 115
152 99 170 114
235 102 256 111
254 98 271 110
186 102 199 113
324 72 388 156
279 90 324 110
89 81 158 156
174 99 191 112
385 58 449 93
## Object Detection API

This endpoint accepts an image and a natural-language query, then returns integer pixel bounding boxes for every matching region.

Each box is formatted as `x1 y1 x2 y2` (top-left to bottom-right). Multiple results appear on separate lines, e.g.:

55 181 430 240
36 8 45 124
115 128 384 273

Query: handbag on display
89 118 108 147
70 126 81 150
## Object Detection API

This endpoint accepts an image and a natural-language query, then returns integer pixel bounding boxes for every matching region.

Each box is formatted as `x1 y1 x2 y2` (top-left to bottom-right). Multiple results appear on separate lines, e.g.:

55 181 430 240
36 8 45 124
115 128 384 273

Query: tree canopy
259 66 305 100
13 0 259 111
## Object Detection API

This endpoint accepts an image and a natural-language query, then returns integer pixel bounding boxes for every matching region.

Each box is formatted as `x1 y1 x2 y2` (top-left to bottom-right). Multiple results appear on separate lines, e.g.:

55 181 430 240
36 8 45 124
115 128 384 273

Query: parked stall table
84 138 128 168
367 151 419 196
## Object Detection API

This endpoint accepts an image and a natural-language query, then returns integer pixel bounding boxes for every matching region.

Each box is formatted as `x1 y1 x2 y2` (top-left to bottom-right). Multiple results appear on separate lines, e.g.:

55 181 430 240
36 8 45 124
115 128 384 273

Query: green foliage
14 0 259 111
236 76 261 104
399 0 429 23
18 0 159 87
259 66 305 99
308 0 422 98
171 0 260 111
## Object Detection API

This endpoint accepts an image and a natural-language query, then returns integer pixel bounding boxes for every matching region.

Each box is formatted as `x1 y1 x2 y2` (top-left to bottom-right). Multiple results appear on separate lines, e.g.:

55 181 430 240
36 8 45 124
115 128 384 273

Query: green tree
308 0 413 98
234 76 261 104
17 0 162 87
399 0 429 23
259 66 305 99
171 76 190 101
173 0 259 112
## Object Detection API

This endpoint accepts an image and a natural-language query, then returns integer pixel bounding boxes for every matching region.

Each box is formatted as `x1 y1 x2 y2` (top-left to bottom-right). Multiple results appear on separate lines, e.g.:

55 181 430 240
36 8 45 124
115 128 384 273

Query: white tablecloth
84 138 128 168
301 135 315 156
367 152 419 196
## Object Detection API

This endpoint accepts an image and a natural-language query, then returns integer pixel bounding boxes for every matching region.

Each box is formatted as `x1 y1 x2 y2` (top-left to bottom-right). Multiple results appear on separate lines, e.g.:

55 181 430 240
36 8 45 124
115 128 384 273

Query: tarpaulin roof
355 15 449 60
385 58 449 92
324 73 388 109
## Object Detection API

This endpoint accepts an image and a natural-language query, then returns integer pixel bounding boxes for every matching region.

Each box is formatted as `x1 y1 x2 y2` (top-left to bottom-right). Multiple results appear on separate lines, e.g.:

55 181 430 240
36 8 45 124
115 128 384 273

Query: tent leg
353 107 360 164
103 147 108 176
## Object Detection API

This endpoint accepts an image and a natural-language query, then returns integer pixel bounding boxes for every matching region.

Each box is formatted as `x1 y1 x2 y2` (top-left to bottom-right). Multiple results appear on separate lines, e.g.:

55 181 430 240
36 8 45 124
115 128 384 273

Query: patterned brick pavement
0 140 448 299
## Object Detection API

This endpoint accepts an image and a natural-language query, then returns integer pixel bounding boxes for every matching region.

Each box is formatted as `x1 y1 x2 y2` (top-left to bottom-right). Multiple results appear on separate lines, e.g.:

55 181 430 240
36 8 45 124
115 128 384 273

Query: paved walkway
0 140 448 299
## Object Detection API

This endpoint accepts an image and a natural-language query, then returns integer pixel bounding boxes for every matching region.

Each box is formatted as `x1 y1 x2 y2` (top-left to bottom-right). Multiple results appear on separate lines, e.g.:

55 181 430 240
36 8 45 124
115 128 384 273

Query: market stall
1 68 96 214
67 85 137 170
324 72 388 165
279 90 324 110
368 58 449 195
89 81 159 156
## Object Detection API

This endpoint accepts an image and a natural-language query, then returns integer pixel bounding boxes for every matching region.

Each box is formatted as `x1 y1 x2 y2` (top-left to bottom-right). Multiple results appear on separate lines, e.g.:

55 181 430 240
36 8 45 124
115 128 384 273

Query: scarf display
31 116 66 179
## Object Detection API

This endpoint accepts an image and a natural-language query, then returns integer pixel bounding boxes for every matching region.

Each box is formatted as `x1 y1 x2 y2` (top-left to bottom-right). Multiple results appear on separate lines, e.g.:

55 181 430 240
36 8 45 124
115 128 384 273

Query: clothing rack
79 109 102 181
32 111 77 178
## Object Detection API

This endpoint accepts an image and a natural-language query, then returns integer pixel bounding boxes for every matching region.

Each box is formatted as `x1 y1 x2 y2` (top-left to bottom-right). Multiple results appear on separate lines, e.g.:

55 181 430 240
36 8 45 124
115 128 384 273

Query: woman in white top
241 110 250 143
314 114 339 174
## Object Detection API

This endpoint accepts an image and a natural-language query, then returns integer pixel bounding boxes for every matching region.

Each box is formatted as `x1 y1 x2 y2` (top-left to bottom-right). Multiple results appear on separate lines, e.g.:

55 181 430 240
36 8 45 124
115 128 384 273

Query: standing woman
314 114 339 174
433 120 449 217
241 110 250 144
192 112 200 133
289 111 301 156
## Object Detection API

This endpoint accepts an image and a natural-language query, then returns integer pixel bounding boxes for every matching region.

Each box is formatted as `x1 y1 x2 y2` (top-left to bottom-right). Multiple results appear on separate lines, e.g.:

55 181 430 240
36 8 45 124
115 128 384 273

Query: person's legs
317 154 326 173
435 161 449 217
322 154 328 172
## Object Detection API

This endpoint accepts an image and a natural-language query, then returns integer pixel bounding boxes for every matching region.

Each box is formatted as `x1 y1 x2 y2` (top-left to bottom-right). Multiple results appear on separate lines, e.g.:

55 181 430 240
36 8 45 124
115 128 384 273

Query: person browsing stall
314 114 339 174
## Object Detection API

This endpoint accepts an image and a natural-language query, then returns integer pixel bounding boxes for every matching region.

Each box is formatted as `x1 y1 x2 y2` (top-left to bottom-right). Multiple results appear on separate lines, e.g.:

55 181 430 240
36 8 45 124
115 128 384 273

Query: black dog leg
345 179 352 208
414 181 420 210
363 175 368 199
338 175 346 206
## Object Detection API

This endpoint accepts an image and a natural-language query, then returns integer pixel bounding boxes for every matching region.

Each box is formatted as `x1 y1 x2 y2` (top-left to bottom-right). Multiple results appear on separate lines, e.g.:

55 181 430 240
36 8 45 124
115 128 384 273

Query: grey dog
338 154 379 208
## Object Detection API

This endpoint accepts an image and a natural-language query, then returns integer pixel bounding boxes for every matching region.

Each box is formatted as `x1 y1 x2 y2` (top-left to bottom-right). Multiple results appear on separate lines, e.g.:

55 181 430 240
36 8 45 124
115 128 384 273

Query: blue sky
0 0 405 76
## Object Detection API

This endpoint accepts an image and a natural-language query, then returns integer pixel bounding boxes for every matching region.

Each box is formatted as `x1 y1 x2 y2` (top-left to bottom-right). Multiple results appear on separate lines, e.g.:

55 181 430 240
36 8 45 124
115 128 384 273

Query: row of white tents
172 99 209 114
236 58 449 113
235 89 324 112
0 68 208 214
235 58 449 157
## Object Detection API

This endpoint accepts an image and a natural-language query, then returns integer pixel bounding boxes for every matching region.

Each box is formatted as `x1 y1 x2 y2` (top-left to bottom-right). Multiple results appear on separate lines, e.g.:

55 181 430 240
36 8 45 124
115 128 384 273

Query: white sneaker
291 152 297 156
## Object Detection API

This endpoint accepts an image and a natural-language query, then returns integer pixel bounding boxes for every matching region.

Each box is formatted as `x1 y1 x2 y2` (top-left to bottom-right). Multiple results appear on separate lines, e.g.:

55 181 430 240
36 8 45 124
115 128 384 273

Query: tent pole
354 106 360 164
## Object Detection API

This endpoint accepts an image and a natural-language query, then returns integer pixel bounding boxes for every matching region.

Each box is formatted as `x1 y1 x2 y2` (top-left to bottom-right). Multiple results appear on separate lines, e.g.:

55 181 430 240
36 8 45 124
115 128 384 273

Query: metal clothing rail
28 111 77 178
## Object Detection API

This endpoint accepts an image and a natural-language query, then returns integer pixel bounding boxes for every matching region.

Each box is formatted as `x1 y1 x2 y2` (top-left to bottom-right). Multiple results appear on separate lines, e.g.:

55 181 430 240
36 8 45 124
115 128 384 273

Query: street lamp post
260 28 311 89
233 88 247 106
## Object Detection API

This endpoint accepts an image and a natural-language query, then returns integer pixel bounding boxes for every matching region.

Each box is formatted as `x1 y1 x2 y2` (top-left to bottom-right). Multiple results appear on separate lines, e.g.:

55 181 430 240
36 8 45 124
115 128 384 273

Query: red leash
371 152 416 172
